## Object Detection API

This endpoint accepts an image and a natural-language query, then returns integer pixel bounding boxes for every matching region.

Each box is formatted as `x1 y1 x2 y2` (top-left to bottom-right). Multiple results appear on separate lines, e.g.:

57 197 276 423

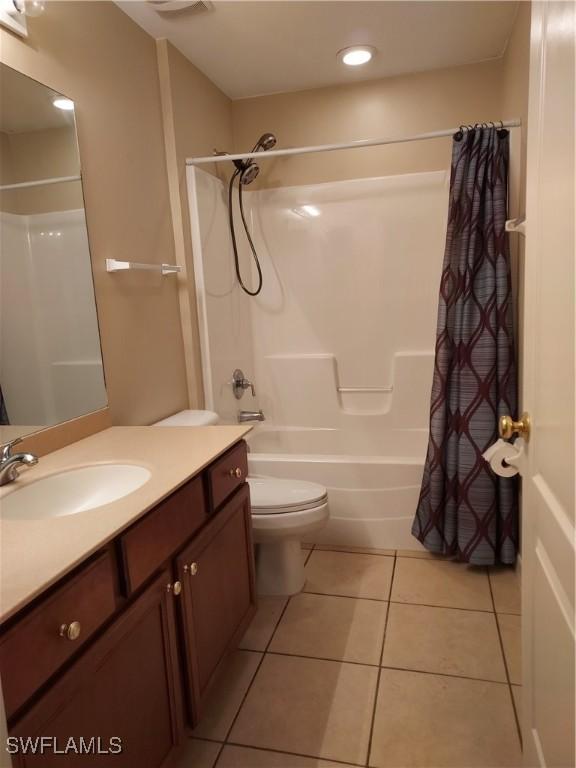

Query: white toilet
153 410 329 595
248 476 328 595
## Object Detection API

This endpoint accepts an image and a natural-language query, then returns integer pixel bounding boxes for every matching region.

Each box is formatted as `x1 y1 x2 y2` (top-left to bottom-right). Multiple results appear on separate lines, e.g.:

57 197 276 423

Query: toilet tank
152 409 219 427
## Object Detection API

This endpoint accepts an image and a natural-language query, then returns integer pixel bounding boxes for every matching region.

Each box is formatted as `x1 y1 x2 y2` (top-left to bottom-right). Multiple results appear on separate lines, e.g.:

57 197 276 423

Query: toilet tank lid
153 409 219 427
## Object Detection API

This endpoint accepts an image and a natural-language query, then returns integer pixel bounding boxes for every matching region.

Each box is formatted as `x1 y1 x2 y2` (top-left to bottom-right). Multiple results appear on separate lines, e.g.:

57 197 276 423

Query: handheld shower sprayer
215 132 277 296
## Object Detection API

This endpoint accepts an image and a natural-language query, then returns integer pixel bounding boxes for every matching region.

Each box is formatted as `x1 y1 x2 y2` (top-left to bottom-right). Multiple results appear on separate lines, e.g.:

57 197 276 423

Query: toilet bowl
152 410 329 596
249 477 329 596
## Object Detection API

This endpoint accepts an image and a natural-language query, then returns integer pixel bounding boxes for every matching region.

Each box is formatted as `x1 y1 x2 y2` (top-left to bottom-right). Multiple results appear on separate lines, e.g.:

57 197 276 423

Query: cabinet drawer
0 551 117 719
207 440 249 510
120 476 206 594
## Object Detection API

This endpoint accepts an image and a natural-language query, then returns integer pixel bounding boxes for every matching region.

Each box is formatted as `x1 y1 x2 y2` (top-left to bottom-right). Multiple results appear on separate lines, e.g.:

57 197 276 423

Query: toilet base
256 539 305 596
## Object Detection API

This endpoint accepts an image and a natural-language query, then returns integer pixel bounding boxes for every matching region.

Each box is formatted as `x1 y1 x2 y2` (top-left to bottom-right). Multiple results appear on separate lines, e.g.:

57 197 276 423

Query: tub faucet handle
232 368 256 399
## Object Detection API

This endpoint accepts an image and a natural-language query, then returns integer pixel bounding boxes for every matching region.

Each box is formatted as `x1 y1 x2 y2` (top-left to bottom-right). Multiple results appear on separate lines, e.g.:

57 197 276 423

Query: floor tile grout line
302 590 390 604
254 649 513 686
183 735 226 768
211 740 226 768
488 570 523 747
312 545 467 561
190 736 224 745
223 739 367 768
221 592 295 745
263 593 294 654
389 599 495 614
304 544 315 565
365 552 397 768
378 664 510 686
314 547 396 558
301 588 497 613
264 649 379 669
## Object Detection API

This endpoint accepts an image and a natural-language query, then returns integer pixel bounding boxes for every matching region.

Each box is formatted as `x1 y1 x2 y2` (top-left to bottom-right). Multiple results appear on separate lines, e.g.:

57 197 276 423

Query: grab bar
337 386 393 393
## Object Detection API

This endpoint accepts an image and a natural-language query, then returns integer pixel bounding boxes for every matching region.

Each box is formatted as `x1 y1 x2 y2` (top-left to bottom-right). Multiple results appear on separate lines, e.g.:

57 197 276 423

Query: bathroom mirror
0 63 107 441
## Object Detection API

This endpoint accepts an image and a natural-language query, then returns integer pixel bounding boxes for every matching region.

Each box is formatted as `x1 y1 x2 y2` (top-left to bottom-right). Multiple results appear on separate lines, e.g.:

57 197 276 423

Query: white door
521 2 575 766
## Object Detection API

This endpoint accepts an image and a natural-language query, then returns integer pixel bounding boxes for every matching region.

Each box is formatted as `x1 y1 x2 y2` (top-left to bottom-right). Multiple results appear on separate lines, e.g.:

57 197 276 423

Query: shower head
252 132 277 152
240 162 260 185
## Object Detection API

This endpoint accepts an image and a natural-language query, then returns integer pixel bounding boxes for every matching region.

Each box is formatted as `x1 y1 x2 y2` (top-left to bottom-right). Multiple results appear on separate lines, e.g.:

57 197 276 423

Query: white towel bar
105 259 182 275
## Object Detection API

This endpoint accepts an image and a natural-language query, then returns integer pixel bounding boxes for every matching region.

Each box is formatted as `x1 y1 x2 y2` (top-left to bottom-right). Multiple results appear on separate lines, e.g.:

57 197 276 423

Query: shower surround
188 167 448 548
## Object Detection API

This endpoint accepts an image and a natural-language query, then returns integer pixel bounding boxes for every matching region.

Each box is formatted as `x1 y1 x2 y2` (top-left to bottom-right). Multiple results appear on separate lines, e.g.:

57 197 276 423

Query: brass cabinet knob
184 562 198 576
229 467 243 479
499 412 531 441
59 621 81 641
166 581 182 595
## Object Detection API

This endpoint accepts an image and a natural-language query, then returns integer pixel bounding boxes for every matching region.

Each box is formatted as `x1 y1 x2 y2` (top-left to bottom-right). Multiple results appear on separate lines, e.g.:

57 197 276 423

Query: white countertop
0 425 251 624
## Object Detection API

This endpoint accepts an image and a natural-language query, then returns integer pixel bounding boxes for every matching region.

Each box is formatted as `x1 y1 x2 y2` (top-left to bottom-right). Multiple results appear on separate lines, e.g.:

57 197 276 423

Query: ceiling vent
147 1 213 15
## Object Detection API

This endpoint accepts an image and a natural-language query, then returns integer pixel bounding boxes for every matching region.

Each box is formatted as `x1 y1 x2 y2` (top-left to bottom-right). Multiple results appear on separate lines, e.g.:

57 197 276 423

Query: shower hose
228 167 263 296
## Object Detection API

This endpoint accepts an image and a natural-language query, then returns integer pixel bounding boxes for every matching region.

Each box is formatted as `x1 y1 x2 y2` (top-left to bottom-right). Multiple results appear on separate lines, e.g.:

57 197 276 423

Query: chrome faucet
238 410 265 423
0 438 38 487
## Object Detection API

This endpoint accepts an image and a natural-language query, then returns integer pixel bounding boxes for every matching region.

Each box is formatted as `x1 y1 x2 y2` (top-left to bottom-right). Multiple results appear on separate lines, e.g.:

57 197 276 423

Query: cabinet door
9 571 183 768
176 484 256 722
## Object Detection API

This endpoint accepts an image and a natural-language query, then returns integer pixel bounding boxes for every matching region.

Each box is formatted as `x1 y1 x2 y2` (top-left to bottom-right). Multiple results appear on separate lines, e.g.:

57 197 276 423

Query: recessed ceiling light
338 46 375 67
52 97 74 111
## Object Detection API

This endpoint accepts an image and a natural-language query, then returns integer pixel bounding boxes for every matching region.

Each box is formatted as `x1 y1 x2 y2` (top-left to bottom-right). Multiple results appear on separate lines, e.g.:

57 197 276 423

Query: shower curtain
412 125 518 565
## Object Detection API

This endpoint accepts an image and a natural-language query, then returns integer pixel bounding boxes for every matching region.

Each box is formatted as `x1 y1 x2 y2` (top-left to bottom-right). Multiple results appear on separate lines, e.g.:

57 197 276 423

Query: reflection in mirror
0 64 107 442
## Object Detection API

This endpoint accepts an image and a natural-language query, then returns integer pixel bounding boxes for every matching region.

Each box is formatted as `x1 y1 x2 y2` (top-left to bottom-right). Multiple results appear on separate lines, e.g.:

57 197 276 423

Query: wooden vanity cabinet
3 439 255 768
176 483 256 722
9 570 182 768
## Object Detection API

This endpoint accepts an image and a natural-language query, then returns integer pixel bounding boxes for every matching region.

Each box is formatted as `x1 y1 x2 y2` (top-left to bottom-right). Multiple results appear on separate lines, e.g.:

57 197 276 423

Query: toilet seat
248 477 328 515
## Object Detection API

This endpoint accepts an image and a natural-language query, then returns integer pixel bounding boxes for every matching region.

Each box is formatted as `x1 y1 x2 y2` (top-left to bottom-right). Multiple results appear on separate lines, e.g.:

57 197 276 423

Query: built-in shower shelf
105 259 182 275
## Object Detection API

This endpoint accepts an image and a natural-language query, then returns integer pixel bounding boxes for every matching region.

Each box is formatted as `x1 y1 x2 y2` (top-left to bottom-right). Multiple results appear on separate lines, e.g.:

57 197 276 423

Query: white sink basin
0 464 151 521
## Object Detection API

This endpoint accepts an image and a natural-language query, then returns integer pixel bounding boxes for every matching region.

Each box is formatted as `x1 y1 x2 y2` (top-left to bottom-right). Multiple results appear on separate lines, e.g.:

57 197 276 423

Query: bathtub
246 426 427 550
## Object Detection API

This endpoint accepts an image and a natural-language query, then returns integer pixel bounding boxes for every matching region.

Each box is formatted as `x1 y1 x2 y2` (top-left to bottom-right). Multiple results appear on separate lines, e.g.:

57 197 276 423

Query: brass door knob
229 467 243 479
499 412 531 441
166 581 182 595
59 621 81 641
184 562 198 576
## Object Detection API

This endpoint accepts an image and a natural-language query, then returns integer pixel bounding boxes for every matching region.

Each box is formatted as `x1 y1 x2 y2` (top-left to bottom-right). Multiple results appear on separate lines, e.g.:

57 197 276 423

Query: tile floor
170 545 522 768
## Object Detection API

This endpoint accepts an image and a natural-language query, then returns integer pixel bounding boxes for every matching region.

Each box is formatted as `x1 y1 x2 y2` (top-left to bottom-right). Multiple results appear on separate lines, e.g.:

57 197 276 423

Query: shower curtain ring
453 125 466 141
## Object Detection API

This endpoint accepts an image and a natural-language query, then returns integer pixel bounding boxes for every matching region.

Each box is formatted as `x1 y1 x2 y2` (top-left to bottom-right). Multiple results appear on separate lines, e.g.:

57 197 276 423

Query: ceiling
118 1 519 100
0 63 74 133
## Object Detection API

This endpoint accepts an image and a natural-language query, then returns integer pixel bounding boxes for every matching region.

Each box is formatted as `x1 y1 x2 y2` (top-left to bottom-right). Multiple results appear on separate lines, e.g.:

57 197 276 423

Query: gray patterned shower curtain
411 126 518 565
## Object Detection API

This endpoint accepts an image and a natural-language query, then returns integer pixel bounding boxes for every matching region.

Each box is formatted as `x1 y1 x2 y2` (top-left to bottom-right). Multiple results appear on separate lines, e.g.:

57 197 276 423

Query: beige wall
0 1 189 426
500 1 531 395
501 1 531 213
156 39 233 408
232 59 506 188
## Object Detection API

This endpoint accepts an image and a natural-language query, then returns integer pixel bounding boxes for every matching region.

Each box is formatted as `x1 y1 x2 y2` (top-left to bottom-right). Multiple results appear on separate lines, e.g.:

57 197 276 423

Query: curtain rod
186 119 521 166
